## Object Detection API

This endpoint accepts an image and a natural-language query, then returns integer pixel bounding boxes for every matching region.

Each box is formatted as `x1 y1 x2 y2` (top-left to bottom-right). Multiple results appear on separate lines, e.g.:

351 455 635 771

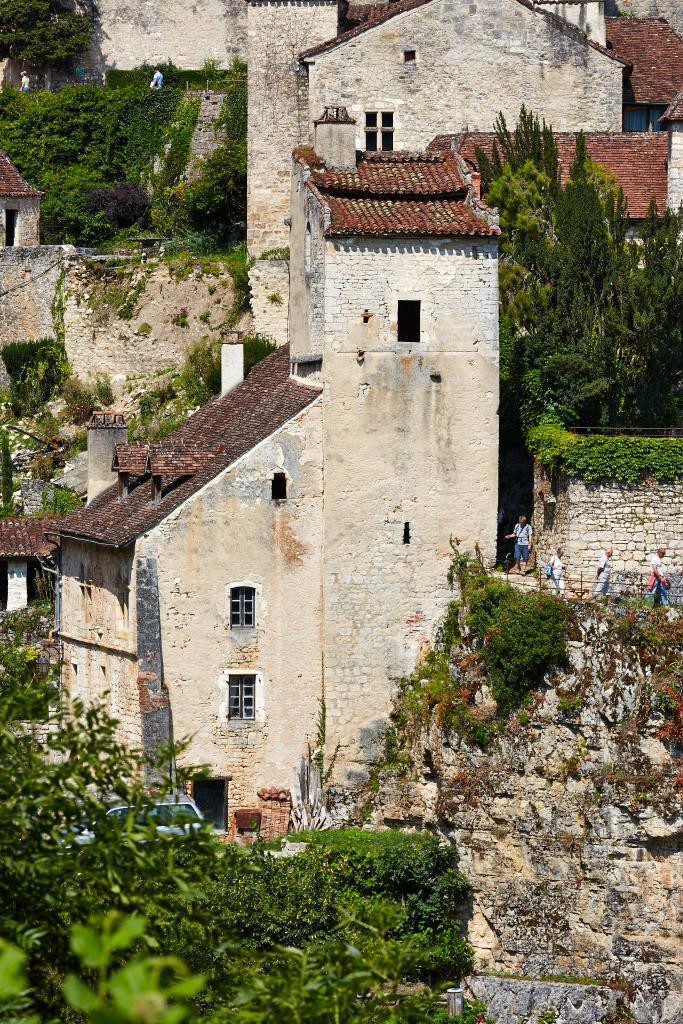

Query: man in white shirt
649 547 670 607
593 546 613 599
506 515 533 574
548 547 565 598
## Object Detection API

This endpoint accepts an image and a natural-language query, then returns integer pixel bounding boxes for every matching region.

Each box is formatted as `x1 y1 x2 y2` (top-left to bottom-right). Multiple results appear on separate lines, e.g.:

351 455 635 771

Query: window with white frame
365 111 394 152
228 674 256 720
230 585 255 628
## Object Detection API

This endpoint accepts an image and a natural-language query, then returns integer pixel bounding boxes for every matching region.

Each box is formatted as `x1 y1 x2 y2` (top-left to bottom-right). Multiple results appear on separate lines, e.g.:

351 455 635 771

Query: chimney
87 412 127 504
314 106 357 170
221 339 244 395
661 92 683 211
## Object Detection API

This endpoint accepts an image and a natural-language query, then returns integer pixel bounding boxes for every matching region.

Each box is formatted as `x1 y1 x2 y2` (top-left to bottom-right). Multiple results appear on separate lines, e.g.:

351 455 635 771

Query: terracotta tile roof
112 443 149 476
312 150 467 195
58 347 320 548
303 149 497 237
661 88 683 122
434 131 668 220
146 446 218 477
606 17 683 105
0 517 61 558
301 0 627 64
0 151 41 198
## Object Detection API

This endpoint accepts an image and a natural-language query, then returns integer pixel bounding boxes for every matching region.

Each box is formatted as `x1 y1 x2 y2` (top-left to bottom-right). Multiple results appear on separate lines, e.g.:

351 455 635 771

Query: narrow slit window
403 522 411 544
271 472 287 500
230 586 255 628
228 674 256 720
397 300 421 343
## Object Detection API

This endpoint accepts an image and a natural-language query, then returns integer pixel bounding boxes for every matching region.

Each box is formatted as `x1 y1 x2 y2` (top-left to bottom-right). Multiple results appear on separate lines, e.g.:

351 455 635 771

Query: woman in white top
548 547 565 598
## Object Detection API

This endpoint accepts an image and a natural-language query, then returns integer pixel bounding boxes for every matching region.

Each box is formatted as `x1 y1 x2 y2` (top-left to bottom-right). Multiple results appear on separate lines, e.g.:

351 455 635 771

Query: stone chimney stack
221 339 244 396
537 1 605 46
314 107 357 170
87 412 127 504
661 92 683 211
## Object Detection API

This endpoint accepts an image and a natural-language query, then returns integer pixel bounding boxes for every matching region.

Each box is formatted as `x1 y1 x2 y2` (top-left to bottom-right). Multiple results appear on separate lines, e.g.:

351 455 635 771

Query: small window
397 300 421 343
228 674 256 720
230 586 255 628
623 104 668 132
5 209 17 247
404 49 416 63
271 472 287 500
365 111 394 152
403 522 411 544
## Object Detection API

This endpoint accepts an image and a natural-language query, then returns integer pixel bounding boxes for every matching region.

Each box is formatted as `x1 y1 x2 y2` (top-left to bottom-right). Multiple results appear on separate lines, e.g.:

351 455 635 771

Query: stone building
0 518 60 611
57 139 499 825
0 152 40 248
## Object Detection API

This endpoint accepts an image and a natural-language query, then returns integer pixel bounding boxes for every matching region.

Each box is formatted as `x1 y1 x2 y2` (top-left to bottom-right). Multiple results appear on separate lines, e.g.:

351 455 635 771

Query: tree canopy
0 0 93 65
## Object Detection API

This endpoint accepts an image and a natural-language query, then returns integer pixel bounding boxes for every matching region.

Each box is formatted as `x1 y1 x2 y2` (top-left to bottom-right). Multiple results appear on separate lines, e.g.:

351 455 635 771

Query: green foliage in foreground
527 424 683 483
0 0 93 64
0 670 475 1022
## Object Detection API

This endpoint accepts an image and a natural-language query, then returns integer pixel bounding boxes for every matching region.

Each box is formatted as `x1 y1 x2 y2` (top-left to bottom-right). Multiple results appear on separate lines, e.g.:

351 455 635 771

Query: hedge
104 64 245 91
528 425 683 483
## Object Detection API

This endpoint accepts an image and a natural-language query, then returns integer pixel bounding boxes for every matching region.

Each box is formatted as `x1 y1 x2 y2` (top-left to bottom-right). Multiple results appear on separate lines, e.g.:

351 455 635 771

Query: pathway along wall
532 461 683 585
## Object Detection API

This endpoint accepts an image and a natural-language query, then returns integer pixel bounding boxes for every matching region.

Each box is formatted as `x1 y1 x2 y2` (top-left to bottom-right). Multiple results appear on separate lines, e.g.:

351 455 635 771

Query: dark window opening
271 472 287 500
430 372 441 383
623 104 667 132
404 49 416 63
228 674 256 720
193 778 228 830
230 585 255 628
397 300 421 343
403 522 411 544
5 209 17 247
365 111 393 152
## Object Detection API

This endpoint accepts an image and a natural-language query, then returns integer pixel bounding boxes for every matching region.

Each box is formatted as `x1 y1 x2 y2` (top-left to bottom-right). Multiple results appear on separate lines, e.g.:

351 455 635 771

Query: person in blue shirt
150 69 164 90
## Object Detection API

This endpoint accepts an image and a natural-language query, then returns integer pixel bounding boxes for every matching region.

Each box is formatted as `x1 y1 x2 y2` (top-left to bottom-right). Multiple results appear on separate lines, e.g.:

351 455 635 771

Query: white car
69 796 205 846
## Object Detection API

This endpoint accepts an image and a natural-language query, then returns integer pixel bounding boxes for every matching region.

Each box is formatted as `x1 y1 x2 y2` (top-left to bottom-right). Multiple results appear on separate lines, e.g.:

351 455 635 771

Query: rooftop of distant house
305 0 627 62
0 152 41 199
430 131 668 220
58 346 320 548
298 149 499 238
606 17 683 106
0 517 61 559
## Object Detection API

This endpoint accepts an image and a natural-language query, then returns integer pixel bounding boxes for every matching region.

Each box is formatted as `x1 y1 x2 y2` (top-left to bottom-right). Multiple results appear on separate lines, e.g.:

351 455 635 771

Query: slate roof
0 151 41 198
59 347 320 548
0 517 61 558
303 150 498 237
301 0 627 63
606 17 683 105
432 131 668 220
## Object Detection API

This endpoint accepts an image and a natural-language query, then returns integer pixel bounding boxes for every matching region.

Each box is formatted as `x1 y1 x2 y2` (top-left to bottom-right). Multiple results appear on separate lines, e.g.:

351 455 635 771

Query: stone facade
246 0 339 254
532 461 683 587
370 606 683 1023
249 259 290 346
0 198 40 248
667 122 683 211
465 975 622 1024
248 0 624 252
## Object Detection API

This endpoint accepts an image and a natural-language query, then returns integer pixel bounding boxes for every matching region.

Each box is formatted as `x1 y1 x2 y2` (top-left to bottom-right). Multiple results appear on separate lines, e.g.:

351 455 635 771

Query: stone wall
532 461 683 586
249 259 290 345
466 975 622 1024
246 0 339 255
187 91 228 176
369 606 683 1023
668 124 683 211
0 200 40 248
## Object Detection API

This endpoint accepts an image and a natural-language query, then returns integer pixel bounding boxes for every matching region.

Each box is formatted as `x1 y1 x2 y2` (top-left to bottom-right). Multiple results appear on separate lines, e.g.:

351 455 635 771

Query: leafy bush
86 182 151 232
41 486 81 515
0 431 14 514
528 424 683 483
244 334 277 376
0 0 93 64
179 339 221 405
1 338 68 415
465 576 570 712
62 375 115 424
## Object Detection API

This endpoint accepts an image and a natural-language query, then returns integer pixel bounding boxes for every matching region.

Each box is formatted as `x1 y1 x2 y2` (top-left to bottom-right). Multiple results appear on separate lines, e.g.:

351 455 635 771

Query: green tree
0 431 14 514
0 0 93 65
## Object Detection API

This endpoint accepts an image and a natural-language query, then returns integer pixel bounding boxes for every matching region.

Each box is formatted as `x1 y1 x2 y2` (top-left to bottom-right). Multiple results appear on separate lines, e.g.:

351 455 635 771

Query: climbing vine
528 425 683 483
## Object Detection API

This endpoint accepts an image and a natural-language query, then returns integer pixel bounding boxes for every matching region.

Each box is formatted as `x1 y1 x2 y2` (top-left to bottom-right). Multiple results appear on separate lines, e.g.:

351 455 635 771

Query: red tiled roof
302 0 627 63
312 150 467 195
606 17 683 105
661 88 683 122
146 446 218 477
112 443 149 476
303 149 497 237
59 347 319 548
0 151 41 198
434 131 668 220
0 517 61 558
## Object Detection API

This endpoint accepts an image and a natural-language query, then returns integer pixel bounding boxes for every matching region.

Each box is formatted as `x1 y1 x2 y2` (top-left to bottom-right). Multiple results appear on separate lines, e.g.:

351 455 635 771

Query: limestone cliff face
363 607 683 1024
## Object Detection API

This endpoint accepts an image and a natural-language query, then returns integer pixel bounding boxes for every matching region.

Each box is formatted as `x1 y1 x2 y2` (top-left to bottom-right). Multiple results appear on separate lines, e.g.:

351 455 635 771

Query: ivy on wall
528 425 683 483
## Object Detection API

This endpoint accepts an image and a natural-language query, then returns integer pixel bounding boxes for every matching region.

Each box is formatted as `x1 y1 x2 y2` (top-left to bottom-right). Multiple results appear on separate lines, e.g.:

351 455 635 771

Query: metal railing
494 564 683 605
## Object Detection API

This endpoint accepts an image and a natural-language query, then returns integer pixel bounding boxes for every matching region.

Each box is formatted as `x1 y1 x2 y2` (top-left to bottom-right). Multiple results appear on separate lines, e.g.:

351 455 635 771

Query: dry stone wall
466 975 622 1024
364 606 683 1023
532 461 683 586
249 259 290 345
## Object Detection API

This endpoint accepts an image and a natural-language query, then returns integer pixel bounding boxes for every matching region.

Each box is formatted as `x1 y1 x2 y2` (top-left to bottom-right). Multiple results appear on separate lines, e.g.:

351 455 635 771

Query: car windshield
148 803 201 824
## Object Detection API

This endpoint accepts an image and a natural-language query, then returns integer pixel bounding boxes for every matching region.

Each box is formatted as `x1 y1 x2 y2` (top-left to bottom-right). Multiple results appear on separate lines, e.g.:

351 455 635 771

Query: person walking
593 546 613 599
506 515 533 574
149 68 164 90
648 547 670 607
548 547 565 598
20 73 30 93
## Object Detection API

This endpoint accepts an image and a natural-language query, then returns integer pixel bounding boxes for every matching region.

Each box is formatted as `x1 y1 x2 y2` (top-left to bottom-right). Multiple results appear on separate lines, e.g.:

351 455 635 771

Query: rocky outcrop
466 975 622 1024
361 606 683 1024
